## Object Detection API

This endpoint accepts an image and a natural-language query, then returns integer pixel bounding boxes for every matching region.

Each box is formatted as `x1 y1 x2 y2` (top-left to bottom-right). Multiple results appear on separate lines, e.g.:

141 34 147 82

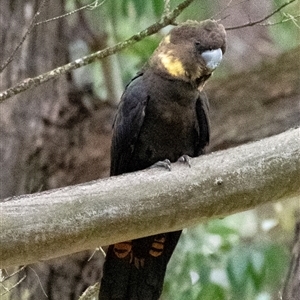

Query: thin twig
88 246 106 262
0 267 26 296
0 1 104 74
0 0 47 73
78 282 100 300
212 0 234 20
34 0 105 27
0 266 25 282
0 0 46 73
28 266 48 298
0 0 195 102
225 0 296 30
260 13 300 28
212 0 250 22
0 275 26 296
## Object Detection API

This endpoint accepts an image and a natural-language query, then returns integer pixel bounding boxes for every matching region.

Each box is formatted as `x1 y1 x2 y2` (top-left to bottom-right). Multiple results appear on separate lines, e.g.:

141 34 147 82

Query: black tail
99 231 181 300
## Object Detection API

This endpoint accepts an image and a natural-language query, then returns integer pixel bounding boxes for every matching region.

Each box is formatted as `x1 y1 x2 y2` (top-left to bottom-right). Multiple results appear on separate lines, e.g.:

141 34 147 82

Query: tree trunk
282 222 300 300
1 0 68 197
0 1 107 299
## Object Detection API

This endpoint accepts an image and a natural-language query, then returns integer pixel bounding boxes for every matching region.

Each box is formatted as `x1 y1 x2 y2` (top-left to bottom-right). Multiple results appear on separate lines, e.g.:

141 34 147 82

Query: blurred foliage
66 0 299 83
162 200 296 300
269 0 300 50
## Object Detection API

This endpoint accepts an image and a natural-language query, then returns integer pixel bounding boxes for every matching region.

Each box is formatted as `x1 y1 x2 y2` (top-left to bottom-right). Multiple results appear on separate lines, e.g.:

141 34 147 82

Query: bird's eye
195 41 205 53
195 42 202 48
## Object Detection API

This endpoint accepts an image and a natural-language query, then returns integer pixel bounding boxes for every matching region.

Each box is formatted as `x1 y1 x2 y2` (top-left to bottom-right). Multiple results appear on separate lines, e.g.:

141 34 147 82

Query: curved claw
178 155 191 167
149 159 172 171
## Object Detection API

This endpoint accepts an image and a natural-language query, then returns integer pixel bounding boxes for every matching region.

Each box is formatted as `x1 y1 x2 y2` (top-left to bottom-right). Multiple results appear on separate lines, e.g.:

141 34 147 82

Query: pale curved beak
201 48 223 70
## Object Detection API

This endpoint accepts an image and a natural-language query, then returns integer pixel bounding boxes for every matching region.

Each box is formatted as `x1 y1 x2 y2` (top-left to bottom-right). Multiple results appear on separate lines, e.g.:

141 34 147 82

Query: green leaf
227 251 249 288
264 244 289 286
206 222 238 236
249 251 266 291
152 0 164 17
132 0 147 17
121 0 130 16
198 283 227 300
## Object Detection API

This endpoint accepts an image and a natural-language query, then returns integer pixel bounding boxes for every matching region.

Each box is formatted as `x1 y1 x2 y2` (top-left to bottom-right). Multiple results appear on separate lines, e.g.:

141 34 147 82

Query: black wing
195 91 210 155
110 73 149 176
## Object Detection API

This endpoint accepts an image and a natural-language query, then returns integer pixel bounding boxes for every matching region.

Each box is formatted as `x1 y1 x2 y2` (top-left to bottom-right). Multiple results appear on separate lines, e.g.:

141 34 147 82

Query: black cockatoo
99 19 226 300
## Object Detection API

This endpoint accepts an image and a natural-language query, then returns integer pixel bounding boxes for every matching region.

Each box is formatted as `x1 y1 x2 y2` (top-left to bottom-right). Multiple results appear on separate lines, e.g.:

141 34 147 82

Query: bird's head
149 20 226 88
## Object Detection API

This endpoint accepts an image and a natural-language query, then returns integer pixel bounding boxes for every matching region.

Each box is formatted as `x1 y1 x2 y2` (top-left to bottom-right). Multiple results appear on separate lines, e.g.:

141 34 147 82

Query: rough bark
283 222 300 300
0 1 71 197
0 1 106 298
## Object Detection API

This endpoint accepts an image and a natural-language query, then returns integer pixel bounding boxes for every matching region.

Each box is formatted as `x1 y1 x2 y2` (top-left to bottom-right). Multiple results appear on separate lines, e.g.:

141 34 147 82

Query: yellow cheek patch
163 34 171 44
158 52 185 77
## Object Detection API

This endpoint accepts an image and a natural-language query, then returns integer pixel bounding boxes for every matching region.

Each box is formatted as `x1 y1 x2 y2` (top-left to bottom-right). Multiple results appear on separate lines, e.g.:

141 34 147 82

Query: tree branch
225 0 297 30
0 128 299 268
0 0 195 103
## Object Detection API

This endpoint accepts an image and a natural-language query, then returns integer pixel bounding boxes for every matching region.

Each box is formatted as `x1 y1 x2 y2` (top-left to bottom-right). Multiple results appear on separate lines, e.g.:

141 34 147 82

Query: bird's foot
149 159 172 171
177 155 191 167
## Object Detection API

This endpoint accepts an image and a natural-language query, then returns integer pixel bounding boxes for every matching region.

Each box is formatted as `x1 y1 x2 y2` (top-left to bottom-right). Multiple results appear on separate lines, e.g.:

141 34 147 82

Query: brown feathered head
149 20 227 87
